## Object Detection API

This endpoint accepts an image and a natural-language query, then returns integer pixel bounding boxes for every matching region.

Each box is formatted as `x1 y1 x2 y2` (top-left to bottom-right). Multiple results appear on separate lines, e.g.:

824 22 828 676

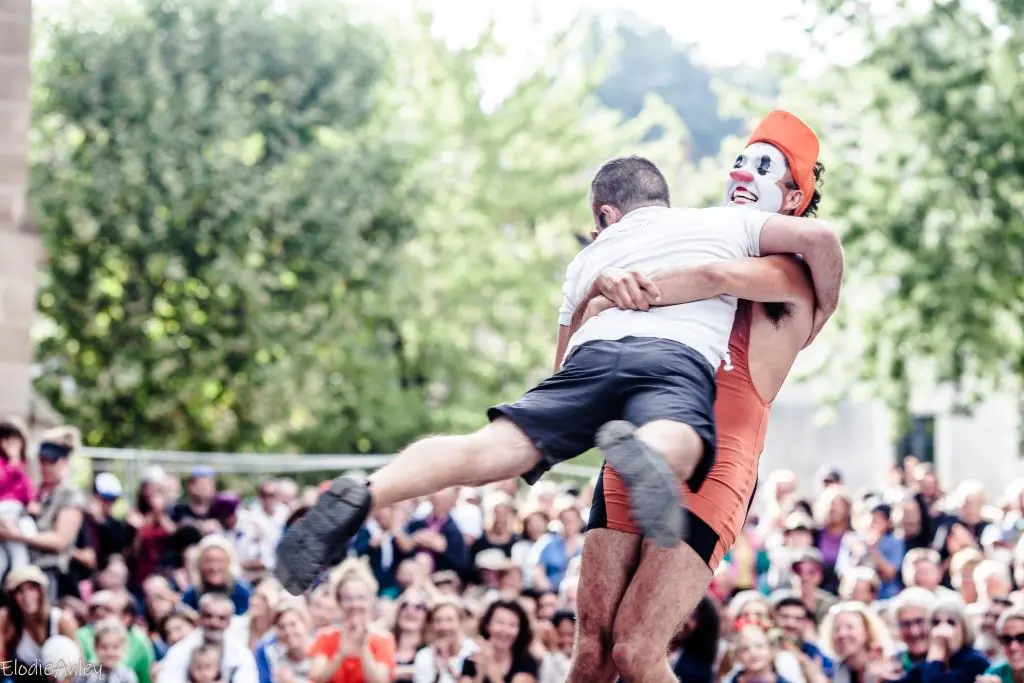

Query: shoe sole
597 420 684 548
275 476 371 595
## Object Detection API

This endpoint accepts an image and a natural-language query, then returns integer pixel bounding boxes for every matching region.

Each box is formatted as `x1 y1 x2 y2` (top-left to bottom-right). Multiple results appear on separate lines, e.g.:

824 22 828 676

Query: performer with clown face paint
566 110 836 683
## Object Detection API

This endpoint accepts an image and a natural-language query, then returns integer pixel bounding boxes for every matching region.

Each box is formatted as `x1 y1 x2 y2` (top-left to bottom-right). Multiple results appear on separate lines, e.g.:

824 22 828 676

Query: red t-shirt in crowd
308 627 396 683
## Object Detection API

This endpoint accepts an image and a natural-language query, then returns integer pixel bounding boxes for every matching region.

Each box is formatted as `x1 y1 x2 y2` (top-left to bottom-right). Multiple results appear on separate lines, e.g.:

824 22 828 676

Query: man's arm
758 215 844 340
649 256 813 307
553 325 571 373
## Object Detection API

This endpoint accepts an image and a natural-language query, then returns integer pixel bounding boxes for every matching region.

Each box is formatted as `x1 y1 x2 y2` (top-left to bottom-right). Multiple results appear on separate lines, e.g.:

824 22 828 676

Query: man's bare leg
367 418 542 508
598 419 704 547
610 540 712 683
567 529 642 683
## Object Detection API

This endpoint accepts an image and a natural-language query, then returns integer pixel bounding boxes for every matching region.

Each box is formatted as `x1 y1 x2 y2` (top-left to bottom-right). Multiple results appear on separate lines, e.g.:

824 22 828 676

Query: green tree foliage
783 0 1024 408
32 0 419 450
32 4 684 452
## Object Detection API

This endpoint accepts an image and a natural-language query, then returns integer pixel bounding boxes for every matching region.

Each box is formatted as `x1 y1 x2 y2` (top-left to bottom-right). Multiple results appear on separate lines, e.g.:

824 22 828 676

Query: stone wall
0 0 40 420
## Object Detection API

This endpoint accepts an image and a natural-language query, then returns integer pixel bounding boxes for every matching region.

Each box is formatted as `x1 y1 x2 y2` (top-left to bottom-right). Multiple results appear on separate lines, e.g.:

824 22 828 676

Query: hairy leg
368 418 541 508
567 529 642 683
611 540 712 683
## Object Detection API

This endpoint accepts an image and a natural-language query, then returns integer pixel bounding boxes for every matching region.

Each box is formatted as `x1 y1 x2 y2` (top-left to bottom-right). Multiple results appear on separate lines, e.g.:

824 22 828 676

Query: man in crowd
566 111 839 683
157 592 257 683
277 133 844 595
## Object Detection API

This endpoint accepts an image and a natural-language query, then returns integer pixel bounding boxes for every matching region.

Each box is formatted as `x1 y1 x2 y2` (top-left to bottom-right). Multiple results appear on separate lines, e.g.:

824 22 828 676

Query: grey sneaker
597 420 684 548
275 476 372 595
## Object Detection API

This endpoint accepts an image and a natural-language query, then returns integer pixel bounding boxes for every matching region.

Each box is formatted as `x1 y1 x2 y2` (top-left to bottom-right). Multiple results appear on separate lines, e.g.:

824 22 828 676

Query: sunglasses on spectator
999 633 1024 647
932 617 957 627
402 602 428 612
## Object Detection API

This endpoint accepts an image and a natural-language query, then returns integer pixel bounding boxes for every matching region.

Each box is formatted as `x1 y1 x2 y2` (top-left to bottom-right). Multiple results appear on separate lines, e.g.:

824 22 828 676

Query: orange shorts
588 456 758 571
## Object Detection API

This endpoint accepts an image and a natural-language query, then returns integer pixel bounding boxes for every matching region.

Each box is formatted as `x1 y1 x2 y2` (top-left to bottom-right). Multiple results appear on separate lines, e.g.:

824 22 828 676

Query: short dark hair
551 609 576 630
479 599 533 656
774 596 813 620
786 161 826 217
590 156 670 215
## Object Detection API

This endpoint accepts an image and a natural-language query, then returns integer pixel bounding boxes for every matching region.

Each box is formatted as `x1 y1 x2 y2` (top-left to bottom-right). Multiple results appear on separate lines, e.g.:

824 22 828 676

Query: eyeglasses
999 633 1024 647
898 617 927 630
403 602 428 612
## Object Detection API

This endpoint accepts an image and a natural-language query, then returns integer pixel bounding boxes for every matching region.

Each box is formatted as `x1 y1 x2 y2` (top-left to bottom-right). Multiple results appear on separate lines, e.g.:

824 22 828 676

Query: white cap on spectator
95 472 123 499
142 466 166 483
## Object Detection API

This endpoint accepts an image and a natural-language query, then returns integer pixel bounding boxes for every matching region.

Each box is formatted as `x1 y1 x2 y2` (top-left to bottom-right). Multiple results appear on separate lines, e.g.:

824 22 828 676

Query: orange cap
746 110 820 216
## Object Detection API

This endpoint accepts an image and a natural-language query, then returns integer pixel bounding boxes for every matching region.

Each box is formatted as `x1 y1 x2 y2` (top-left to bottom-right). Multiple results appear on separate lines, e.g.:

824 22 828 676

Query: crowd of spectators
4 413 1024 683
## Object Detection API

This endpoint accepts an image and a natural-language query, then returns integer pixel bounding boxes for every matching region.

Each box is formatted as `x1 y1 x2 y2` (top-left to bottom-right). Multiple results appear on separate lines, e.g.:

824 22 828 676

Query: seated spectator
512 509 549 577
157 606 198 653
352 505 409 598
538 610 573 683
76 618 138 683
1 428 87 599
170 467 219 534
254 599 312 683
471 494 520 572
157 592 256 683
238 577 282 650
414 598 478 683
819 601 896 682
309 559 396 683
976 597 1013 661
403 489 471 583
0 416 35 584
393 590 429 682
949 547 984 605
724 624 792 683
901 549 959 600
532 501 584 591
307 583 340 631
975 559 1014 604
185 642 223 683
236 479 288 583
889 587 937 674
813 487 853 594
141 576 179 658
77 590 154 683
772 596 833 678
669 596 719 683
86 473 130 571
125 476 176 589
723 518 770 593
181 535 251 616
459 599 538 683
838 566 881 606
899 596 988 682
772 548 836 624
980 606 1024 683
763 512 816 594
0 565 77 674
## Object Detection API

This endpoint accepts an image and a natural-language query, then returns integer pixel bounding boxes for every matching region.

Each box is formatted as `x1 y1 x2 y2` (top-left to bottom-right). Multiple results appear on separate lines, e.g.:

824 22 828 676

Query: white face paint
724 142 790 213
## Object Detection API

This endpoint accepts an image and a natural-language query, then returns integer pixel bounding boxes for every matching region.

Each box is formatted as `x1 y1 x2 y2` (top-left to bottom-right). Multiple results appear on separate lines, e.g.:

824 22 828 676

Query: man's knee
611 635 663 683
461 419 540 485
635 419 702 477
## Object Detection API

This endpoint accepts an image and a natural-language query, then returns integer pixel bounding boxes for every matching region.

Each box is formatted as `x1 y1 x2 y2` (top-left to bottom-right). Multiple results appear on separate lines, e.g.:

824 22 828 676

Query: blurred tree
786 0 1024 409
32 4 684 453
32 0 419 450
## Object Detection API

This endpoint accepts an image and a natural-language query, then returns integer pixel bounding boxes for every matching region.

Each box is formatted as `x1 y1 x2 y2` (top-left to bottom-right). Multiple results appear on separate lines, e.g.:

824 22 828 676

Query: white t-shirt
559 205 771 368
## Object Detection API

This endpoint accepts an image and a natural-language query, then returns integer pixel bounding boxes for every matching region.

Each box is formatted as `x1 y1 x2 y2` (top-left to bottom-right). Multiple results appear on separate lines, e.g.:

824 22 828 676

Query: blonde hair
274 597 311 628
819 602 893 660
728 591 771 622
998 605 1024 633
330 557 379 597
813 487 852 528
949 548 985 588
902 548 941 586
838 566 881 601
194 535 241 591
93 617 128 645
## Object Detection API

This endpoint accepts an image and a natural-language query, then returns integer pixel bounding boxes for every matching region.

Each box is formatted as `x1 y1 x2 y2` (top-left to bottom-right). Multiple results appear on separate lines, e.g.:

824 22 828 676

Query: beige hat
5 565 49 593
475 549 514 572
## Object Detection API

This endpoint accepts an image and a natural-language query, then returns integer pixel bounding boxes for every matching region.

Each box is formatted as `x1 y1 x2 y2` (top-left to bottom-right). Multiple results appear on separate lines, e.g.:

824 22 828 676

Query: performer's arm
758 215 844 340
649 255 813 307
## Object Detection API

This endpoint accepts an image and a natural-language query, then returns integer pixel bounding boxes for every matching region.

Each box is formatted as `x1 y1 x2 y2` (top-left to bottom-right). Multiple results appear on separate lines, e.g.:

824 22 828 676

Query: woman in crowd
309 559 396 683
141 576 178 658
181 535 251 616
393 590 430 683
820 602 894 683
414 597 478 683
157 607 197 651
532 502 584 590
308 582 341 631
899 596 987 681
0 427 87 599
0 417 34 584
980 606 1024 683
126 476 176 589
814 487 853 593
241 577 282 650
838 566 881 605
724 624 792 683
471 494 520 568
669 596 719 683
720 594 807 683
0 566 77 682
511 509 549 572
254 599 313 683
460 599 538 683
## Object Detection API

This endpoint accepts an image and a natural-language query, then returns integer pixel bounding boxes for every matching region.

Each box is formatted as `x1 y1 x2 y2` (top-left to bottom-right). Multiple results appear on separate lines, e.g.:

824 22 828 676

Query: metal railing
78 447 600 497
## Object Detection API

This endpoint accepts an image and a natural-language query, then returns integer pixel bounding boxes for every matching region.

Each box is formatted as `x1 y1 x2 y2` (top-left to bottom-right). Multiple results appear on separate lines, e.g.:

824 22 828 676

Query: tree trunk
0 0 41 420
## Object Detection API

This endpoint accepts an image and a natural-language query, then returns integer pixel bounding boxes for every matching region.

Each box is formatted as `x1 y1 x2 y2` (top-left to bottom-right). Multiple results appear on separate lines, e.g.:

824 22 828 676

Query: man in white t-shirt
276 156 843 595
